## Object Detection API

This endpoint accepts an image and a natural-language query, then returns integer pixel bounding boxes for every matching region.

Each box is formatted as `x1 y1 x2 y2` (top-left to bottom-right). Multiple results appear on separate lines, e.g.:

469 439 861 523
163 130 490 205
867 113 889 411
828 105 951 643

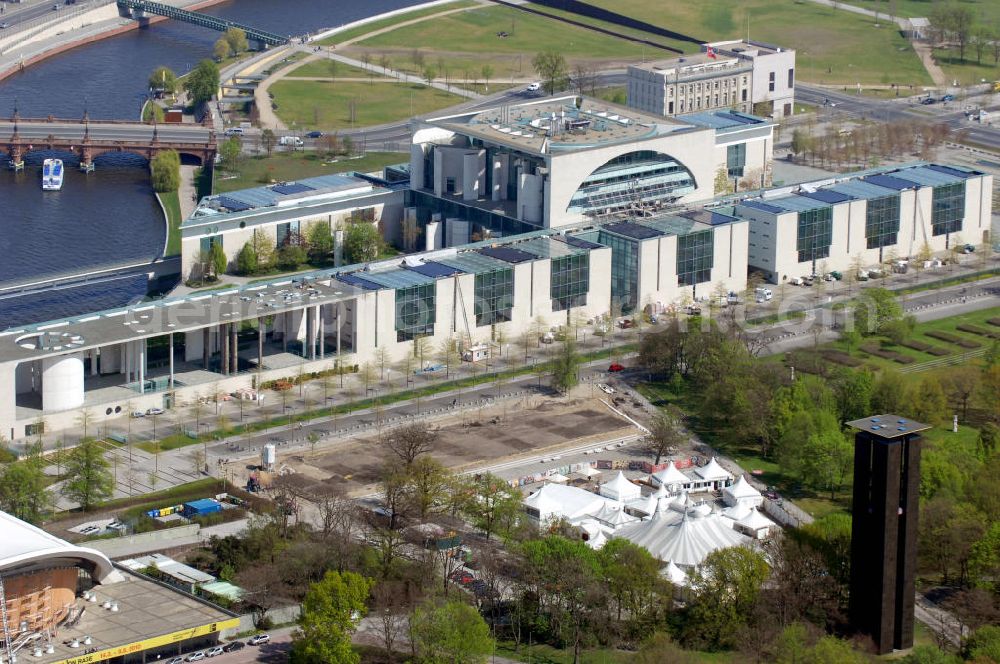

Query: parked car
829 270 842 280
684 304 701 315
526 82 540 92
0 23 8 29
167 658 185 664
205 646 224 657
597 383 615 395
608 363 625 373
146 407 165 416
248 634 271 646
305 131 324 138
222 641 246 653
963 243 976 254
185 653 205 662
130 411 145 418
921 97 936 105
223 127 243 136
941 94 955 102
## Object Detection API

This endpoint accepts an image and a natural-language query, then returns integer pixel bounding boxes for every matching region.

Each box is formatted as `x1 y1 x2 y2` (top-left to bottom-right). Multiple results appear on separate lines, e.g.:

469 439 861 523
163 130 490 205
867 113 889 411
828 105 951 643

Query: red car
608 363 625 372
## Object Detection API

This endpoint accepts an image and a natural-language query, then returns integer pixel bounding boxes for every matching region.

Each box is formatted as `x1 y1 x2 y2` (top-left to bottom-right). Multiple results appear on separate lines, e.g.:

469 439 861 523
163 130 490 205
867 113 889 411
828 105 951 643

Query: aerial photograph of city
0 0 997 661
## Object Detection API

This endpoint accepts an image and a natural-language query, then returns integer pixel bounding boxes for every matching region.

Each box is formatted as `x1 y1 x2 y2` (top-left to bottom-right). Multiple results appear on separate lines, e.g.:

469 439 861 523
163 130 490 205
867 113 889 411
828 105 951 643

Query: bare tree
642 406 686 465
383 421 437 466
373 580 410 662
236 563 285 628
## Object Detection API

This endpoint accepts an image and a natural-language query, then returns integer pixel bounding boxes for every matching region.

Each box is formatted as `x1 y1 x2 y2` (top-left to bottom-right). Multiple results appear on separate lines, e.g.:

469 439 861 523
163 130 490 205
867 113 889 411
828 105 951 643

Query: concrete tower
847 414 929 655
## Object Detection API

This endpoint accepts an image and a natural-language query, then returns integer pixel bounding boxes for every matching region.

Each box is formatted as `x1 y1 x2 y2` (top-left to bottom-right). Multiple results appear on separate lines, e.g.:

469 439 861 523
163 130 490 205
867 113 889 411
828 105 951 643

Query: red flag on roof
706 46 717 59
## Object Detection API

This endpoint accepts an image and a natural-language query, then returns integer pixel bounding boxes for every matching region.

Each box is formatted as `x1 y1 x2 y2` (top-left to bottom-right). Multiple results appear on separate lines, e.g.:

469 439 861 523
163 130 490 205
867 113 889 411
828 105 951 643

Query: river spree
0 0 422 327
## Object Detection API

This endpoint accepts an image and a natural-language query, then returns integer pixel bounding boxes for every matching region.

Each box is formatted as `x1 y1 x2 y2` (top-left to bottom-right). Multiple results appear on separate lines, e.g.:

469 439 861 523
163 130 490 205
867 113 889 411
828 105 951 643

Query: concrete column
257 318 264 371
319 305 325 360
307 307 316 361
168 333 175 389
336 303 342 358
282 314 288 352
90 349 98 376
138 339 146 394
222 324 231 375
230 323 238 374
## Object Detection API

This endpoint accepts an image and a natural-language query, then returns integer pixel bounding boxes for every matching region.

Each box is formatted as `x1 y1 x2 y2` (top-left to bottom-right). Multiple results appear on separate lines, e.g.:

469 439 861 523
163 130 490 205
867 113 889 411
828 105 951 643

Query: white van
755 287 773 303
223 127 243 136
279 135 304 147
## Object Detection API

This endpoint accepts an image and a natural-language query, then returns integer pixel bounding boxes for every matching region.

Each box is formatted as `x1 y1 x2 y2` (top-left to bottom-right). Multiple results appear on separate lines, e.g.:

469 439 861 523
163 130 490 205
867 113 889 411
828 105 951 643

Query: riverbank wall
0 0 230 84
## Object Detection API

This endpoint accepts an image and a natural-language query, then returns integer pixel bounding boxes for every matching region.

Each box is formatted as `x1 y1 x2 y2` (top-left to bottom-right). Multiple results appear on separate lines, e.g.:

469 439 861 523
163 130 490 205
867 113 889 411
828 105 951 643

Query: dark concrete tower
847 414 929 655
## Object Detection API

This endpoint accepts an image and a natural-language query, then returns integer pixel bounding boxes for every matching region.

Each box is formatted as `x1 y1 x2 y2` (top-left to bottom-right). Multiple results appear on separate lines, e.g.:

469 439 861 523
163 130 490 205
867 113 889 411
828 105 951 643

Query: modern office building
627 39 796 119
181 173 405 281
408 95 773 230
727 163 992 283
847 415 929 655
0 510 237 664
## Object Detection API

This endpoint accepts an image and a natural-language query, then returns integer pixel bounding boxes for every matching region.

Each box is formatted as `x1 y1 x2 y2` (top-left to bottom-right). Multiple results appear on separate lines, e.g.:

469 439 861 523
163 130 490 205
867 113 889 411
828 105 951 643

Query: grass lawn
579 0 930 86
931 47 1000 88
213 152 406 193
269 79 463 131
317 0 481 45
157 190 182 257
851 0 1000 25
497 641 734 663
287 59 381 79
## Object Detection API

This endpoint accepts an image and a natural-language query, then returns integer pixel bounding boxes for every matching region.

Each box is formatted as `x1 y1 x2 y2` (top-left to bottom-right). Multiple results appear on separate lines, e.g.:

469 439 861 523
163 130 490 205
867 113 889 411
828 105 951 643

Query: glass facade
796 207 833 264
931 182 965 236
727 143 746 178
568 151 696 216
276 221 301 247
395 284 436 342
474 268 514 326
550 253 590 311
199 235 222 255
598 231 639 313
865 194 901 250
676 230 714 287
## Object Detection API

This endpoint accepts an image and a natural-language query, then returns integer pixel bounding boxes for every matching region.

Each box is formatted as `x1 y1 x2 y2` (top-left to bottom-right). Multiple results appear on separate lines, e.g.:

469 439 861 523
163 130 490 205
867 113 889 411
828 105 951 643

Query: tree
209 241 228 277
384 421 436 466
411 598 492 664
481 64 494 91
148 66 178 95
910 375 948 426
532 50 568 94
852 287 904 336
942 366 979 422
406 456 451 522
251 228 275 271
220 135 242 172
0 458 50 524
550 337 580 394
461 473 520 540
437 335 460 379
682 547 769 649
342 222 381 264
900 645 962 664
61 439 114 511
290 570 372 664
643 406 686 464
184 59 220 106
306 222 334 265
213 38 230 61
598 538 664 626
236 562 285 628
261 128 277 157
275 244 306 271
236 241 259 276
223 27 248 55
150 149 180 192
966 625 1000 663
791 128 812 157
423 65 437 88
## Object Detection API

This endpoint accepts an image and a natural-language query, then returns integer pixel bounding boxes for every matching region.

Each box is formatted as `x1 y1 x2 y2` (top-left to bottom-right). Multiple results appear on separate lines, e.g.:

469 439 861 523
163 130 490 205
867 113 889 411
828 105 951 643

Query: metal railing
116 0 288 45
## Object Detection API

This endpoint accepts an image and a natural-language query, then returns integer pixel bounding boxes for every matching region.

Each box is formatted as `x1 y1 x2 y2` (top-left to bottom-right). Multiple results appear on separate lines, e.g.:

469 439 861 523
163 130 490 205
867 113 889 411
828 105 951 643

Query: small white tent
735 508 774 539
723 475 763 508
692 457 733 490
599 471 641 502
650 461 690 492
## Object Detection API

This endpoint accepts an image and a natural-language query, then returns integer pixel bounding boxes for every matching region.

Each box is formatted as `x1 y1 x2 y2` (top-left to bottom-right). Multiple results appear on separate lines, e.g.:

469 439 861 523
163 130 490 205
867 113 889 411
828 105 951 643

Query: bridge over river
0 116 216 171
117 0 290 48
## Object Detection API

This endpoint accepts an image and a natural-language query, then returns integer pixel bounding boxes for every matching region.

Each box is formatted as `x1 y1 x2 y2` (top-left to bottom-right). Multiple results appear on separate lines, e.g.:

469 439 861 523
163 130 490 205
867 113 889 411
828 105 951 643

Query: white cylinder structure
42 353 85 412
262 443 277 469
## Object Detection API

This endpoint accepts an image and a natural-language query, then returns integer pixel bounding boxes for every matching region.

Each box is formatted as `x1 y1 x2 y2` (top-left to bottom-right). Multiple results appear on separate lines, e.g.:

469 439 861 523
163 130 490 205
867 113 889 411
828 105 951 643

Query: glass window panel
931 182 965 236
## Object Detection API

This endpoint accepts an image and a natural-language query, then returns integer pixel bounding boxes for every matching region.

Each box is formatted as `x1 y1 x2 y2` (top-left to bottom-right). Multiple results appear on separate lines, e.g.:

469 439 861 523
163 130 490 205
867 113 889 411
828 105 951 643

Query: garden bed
860 343 914 363
820 349 864 367
925 330 980 348
957 324 1000 339
988 317 1000 327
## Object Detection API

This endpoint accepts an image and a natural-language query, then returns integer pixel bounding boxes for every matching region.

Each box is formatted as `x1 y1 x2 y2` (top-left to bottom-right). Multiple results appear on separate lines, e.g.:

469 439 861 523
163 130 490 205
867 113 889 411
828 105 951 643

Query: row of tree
790 120 953 171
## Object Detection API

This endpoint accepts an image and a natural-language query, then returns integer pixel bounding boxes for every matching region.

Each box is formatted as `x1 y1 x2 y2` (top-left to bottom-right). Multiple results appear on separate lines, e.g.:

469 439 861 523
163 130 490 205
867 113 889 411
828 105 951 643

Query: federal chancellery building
0 94 991 439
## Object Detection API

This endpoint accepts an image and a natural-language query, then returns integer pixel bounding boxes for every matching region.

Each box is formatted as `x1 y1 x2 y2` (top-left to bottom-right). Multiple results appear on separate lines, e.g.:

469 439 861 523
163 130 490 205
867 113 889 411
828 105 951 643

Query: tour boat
42 158 64 191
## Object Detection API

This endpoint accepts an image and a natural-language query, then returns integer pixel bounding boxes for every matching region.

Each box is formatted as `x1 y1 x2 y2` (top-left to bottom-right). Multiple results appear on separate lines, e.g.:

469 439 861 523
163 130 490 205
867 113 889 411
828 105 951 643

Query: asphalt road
0 0 106 31
0 119 213 142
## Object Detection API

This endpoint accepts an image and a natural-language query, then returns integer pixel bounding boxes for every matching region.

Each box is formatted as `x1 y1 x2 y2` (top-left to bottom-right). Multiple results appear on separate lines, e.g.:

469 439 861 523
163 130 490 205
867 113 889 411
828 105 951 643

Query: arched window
567 150 697 216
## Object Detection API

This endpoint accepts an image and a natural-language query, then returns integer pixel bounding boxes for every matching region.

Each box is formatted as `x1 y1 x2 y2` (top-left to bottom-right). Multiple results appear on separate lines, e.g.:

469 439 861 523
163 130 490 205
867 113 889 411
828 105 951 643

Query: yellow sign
53 618 240 664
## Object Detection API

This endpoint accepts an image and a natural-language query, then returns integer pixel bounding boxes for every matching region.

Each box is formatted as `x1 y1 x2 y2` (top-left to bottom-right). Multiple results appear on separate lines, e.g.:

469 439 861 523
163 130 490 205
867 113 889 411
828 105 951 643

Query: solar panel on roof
604 222 662 240
559 235 603 250
716 111 755 125
271 182 315 195
740 200 785 214
927 164 979 179
799 189 854 204
336 273 381 290
479 246 536 263
864 174 914 191
679 209 736 226
406 261 464 278
217 196 254 212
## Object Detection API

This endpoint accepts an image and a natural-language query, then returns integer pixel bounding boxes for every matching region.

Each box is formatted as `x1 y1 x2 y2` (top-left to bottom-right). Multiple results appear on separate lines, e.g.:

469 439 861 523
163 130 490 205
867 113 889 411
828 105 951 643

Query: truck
279 135 304 147
754 287 773 303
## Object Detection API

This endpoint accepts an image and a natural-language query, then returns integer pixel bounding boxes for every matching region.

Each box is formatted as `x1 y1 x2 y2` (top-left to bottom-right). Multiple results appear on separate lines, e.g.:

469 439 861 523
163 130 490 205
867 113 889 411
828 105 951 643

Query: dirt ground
251 393 637 497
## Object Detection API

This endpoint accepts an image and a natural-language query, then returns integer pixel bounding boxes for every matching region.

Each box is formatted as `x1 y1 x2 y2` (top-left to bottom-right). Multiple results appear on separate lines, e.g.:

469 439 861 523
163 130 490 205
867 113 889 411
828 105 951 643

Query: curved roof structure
0 510 115 583
723 475 761 500
615 504 749 567
651 461 689 488
693 457 732 482
599 471 641 502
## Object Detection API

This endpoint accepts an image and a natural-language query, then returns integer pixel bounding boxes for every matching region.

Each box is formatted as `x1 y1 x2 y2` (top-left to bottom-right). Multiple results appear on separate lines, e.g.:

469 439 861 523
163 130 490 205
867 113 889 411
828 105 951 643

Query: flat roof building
628 39 796 120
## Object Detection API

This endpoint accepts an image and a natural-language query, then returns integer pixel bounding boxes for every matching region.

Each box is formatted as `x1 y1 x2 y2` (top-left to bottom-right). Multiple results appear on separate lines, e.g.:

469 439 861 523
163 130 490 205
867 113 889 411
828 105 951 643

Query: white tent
692 457 733 489
546 473 570 484
735 508 774 539
650 461 690 491
722 502 753 522
599 471 641 502
524 484 608 523
661 560 689 586
723 475 763 508
593 502 639 530
615 503 750 567
576 466 602 478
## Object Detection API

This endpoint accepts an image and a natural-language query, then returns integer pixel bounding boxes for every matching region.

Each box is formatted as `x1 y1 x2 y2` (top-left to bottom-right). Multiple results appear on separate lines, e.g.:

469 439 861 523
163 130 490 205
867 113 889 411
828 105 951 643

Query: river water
0 0 422 327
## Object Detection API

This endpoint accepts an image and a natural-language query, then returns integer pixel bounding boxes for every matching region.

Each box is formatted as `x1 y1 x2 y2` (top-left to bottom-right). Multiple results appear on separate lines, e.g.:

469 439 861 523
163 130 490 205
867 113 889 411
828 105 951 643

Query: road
0 0 105 30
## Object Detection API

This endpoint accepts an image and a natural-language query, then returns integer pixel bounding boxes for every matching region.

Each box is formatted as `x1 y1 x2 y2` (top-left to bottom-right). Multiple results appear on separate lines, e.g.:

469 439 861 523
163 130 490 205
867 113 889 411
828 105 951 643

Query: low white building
650 461 690 492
